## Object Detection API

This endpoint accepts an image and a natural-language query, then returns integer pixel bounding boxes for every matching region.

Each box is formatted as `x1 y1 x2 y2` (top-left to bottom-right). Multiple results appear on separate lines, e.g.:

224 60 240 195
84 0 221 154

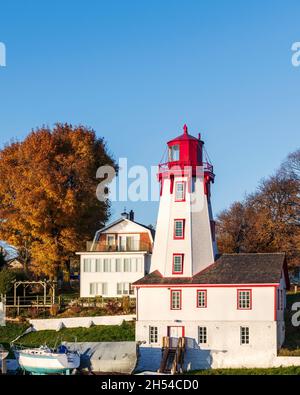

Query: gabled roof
94 217 155 242
133 253 289 287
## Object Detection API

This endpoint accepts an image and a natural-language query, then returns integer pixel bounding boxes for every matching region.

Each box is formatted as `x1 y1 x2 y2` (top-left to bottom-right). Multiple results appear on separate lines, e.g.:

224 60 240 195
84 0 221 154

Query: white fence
29 314 136 331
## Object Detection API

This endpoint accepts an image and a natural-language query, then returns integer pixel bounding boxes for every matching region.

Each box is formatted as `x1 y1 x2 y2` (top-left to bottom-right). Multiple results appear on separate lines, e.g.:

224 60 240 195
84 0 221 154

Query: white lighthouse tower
134 125 290 373
151 124 218 277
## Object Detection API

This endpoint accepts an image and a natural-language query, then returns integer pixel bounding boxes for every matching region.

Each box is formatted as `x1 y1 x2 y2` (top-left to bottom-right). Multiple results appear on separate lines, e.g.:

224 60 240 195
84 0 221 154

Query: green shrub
0 269 16 295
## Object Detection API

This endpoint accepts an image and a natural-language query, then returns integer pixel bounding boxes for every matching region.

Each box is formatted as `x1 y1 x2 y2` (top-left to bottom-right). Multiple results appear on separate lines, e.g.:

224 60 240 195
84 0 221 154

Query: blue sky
0 0 299 227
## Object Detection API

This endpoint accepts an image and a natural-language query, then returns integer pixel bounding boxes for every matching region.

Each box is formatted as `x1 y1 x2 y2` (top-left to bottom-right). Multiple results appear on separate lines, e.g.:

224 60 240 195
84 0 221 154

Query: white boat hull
17 349 80 374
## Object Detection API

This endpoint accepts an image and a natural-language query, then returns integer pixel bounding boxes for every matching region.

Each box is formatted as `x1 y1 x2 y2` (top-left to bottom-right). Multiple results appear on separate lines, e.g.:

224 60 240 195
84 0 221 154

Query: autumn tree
0 124 117 278
216 202 251 254
216 149 300 268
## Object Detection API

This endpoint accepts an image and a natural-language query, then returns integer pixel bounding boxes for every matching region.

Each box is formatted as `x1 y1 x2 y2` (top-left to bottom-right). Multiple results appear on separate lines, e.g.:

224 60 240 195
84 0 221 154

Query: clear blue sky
0 0 299 227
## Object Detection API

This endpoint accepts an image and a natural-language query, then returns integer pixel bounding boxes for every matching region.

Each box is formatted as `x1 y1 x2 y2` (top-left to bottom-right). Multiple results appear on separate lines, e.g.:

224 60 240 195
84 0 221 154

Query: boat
14 344 80 375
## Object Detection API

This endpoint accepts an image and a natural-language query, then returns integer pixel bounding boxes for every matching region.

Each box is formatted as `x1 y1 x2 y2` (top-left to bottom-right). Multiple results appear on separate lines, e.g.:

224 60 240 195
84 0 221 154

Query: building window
116 258 122 272
198 327 207 344
129 283 134 295
149 326 158 344
117 282 134 296
237 289 252 310
107 234 115 250
197 290 207 308
169 144 180 161
89 282 108 296
83 258 92 272
175 181 186 202
124 258 131 272
95 259 102 272
103 258 111 272
240 327 249 344
117 283 122 295
174 219 185 239
171 290 182 310
132 257 142 272
172 254 184 274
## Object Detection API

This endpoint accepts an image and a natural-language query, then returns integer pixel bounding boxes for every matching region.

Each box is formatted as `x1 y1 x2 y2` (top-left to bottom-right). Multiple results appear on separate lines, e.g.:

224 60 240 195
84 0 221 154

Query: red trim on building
196 289 207 308
174 181 186 202
133 283 278 289
159 180 162 196
237 289 252 310
172 254 184 275
167 326 185 338
173 219 185 240
170 289 182 310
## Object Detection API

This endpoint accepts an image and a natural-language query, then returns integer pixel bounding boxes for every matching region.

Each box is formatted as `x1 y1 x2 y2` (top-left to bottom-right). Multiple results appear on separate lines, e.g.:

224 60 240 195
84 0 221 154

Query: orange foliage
0 123 117 278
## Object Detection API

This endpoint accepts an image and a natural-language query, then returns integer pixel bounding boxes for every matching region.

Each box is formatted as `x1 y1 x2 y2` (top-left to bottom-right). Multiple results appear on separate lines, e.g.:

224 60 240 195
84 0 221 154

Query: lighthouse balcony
158 161 214 178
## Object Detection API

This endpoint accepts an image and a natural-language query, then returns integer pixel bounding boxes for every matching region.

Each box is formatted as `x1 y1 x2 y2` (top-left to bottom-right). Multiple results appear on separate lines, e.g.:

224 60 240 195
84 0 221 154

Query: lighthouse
133 125 289 373
151 124 218 277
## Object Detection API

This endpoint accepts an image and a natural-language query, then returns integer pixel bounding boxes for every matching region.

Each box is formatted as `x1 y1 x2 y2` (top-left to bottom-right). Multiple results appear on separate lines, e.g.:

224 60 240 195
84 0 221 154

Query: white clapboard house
77 210 154 298
133 125 291 372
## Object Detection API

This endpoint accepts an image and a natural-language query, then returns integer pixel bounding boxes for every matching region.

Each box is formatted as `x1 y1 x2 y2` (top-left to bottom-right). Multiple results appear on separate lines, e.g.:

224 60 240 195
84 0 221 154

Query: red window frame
174 181 186 202
170 289 182 310
237 289 252 310
196 289 207 308
173 219 185 239
172 254 184 275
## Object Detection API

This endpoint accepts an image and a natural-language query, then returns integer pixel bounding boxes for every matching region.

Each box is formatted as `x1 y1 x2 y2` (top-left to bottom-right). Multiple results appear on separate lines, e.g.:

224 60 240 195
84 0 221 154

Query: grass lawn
0 321 135 351
0 322 30 349
189 366 300 375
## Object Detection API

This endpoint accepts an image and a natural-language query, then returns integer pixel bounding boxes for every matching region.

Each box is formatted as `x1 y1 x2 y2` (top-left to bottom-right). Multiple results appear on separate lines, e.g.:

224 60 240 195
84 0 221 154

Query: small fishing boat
14 344 80 375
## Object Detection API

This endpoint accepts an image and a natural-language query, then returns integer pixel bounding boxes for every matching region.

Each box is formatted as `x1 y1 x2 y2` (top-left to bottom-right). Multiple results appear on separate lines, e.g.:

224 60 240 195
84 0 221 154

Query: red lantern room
158 124 214 187
167 124 203 168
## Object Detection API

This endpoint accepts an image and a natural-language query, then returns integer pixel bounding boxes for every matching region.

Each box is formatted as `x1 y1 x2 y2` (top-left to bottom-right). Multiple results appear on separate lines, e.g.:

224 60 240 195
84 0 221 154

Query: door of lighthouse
168 326 184 348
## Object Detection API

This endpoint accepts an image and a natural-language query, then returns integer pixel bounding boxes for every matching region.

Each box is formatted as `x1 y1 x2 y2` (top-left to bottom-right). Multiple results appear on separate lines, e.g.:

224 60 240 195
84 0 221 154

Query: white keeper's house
77 210 154 298
133 125 296 372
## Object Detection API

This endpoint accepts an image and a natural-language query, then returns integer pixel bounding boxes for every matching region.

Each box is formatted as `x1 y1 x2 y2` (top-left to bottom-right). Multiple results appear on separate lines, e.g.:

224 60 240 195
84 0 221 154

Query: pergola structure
5 280 57 313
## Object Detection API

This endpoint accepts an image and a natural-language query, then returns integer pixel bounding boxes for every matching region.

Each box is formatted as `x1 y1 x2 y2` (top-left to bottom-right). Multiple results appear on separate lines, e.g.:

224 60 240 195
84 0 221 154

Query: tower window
175 181 186 201
197 290 207 308
169 145 180 161
170 290 182 310
174 219 185 239
172 254 184 274
237 289 252 310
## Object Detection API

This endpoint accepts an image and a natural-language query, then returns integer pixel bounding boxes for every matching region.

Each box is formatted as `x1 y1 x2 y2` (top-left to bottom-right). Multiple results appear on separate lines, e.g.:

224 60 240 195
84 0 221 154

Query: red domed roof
167 124 200 144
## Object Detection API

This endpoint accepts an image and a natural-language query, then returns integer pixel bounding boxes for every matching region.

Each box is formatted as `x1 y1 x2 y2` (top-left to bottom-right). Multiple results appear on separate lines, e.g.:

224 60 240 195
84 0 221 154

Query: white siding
137 286 275 322
80 253 149 298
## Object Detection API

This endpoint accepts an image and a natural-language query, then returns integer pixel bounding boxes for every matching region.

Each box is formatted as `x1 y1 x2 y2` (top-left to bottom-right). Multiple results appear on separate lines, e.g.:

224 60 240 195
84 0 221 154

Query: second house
77 210 154 298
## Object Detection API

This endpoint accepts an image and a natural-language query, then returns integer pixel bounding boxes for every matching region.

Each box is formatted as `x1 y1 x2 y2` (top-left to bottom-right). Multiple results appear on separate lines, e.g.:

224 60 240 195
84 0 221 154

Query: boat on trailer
14 344 80 375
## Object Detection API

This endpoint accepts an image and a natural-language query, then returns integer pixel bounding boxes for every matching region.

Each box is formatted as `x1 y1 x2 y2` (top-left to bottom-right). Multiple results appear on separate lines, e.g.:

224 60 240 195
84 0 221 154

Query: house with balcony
77 210 154 298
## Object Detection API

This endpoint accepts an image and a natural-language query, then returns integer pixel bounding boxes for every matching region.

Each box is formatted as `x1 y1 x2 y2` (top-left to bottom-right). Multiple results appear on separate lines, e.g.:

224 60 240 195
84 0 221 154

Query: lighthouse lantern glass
169 145 180 162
